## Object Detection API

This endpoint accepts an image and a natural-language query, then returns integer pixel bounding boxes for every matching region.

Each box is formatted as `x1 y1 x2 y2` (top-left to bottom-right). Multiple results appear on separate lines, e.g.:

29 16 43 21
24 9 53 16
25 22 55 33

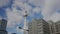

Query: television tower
23 11 28 34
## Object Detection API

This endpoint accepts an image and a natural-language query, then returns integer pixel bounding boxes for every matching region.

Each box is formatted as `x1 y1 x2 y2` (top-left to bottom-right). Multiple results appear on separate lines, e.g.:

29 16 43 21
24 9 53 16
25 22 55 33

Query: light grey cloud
28 0 45 7
6 8 23 28
49 12 60 22
0 0 11 7
28 0 60 22
42 0 60 22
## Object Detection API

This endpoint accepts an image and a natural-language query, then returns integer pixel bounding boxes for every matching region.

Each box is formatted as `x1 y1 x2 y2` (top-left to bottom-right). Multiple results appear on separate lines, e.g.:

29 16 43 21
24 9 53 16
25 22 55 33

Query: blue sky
0 8 7 18
0 0 60 34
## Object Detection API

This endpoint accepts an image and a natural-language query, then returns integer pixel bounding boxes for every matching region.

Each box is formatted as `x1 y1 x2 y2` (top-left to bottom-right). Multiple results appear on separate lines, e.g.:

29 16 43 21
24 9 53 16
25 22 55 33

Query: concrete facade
55 21 60 34
48 20 60 34
28 19 50 34
48 20 55 34
28 19 60 34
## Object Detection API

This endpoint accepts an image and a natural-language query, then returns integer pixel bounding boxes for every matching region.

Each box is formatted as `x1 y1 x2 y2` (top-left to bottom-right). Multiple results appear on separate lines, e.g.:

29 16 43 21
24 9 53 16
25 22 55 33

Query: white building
55 21 60 34
48 20 60 34
28 19 50 34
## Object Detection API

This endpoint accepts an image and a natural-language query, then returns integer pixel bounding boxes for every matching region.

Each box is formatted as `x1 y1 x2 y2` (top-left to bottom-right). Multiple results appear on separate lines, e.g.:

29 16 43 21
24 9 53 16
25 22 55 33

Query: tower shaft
24 16 27 34
24 11 28 34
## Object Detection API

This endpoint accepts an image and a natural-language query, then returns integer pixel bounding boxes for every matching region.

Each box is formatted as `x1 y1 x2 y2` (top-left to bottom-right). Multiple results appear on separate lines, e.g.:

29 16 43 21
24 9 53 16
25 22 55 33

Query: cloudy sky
0 0 60 34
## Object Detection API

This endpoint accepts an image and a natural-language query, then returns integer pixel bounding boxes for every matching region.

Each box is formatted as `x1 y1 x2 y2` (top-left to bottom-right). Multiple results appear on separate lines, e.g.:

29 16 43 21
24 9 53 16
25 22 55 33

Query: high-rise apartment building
48 20 55 34
0 19 8 34
48 20 60 34
55 21 60 34
28 19 50 34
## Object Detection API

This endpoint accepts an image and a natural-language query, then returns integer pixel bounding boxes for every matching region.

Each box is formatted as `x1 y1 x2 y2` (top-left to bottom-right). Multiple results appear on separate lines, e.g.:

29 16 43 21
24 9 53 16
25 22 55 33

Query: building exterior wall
28 19 50 34
0 19 7 34
0 30 7 34
0 19 7 30
55 21 60 34
48 20 60 34
42 20 50 34
28 19 60 34
48 20 55 34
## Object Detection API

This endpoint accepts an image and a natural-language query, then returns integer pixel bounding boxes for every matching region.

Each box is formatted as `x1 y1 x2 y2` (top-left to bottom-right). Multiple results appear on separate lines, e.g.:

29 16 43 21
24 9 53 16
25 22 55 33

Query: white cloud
50 12 60 22
28 7 41 18
42 0 60 22
15 0 27 3
0 0 11 7
32 7 41 13
13 0 32 12
28 0 45 7
6 8 23 28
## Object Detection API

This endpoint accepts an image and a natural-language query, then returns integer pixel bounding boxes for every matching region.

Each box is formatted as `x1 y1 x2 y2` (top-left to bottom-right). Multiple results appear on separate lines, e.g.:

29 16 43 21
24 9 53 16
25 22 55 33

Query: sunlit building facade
28 19 50 34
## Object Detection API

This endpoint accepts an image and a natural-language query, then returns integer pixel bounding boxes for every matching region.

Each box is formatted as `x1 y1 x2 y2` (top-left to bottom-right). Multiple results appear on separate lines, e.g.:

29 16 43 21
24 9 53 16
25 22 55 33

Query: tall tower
23 11 28 34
